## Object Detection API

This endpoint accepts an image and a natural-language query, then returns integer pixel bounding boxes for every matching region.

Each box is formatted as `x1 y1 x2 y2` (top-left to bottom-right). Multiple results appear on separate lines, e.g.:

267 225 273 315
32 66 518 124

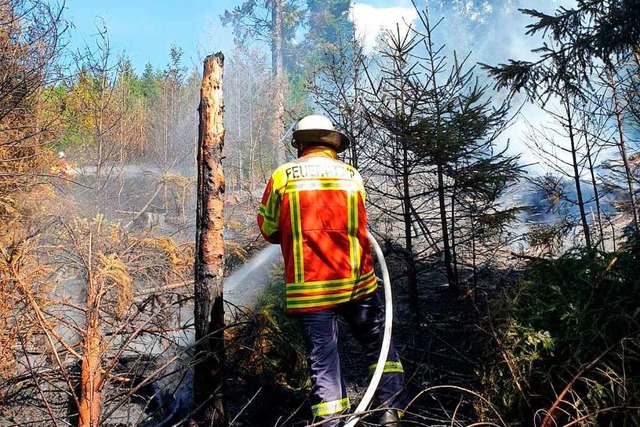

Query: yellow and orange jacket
257 147 378 314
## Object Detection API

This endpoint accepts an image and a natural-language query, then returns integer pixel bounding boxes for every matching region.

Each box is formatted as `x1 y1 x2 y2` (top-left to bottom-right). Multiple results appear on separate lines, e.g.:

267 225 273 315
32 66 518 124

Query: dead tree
193 52 228 426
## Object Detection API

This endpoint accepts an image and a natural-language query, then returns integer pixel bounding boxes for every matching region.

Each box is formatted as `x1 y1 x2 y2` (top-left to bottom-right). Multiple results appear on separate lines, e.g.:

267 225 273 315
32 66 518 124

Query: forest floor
224 251 515 427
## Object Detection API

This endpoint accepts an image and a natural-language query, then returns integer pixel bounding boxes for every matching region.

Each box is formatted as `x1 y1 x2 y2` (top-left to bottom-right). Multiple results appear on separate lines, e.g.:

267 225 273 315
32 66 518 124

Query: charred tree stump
193 52 227 426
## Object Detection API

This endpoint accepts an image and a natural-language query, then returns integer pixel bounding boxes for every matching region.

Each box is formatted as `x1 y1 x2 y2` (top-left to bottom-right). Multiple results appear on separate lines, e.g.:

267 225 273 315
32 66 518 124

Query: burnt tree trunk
610 70 639 231
563 93 592 250
194 52 227 426
437 163 458 294
400 134 420 322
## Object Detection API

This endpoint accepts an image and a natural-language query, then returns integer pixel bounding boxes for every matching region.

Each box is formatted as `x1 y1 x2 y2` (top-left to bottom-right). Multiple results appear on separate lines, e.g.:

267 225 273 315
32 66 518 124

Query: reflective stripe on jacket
257 147 378 313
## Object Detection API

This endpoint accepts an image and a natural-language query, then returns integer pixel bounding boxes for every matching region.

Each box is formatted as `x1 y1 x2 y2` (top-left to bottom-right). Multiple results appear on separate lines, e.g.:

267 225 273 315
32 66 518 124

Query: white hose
344 231 393 427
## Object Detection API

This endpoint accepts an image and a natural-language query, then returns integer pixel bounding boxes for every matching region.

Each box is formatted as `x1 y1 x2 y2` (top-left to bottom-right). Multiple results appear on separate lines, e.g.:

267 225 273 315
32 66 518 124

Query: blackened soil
225 258 490 427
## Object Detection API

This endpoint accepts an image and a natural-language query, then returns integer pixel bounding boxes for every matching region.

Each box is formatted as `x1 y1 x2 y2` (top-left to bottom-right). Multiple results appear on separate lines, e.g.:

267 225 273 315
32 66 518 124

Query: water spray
344 231 393 427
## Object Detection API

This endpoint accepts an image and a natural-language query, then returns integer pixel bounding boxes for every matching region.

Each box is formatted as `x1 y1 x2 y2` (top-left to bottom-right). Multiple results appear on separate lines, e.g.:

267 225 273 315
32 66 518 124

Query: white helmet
292 115 351 153
58 151 66 159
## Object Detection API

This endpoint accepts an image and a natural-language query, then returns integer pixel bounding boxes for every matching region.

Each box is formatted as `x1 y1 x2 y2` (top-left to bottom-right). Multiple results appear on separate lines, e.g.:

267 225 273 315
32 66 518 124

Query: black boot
378 409 401 426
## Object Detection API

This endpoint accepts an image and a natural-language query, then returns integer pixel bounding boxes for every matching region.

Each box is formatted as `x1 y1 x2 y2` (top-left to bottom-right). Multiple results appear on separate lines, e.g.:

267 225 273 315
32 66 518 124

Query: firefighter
257 115 407 426
50 150 71 179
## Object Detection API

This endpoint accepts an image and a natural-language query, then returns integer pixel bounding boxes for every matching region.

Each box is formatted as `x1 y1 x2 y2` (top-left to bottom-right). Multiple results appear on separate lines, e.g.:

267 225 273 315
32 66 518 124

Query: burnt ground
224 253 502 427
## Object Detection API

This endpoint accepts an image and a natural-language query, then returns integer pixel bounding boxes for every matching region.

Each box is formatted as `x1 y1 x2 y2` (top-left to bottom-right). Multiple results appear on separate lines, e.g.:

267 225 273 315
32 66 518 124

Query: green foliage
305 0 352 44
360 6 523 294
220 0 303 57
164 44 186 85
285 70 312 116
525 219 572 256
140 61 161 99
117 55 152 101
299 0 354 71
254 264 302 348
220 0 357 102
236 263 309 389
482 1 640 99
480 236 640 425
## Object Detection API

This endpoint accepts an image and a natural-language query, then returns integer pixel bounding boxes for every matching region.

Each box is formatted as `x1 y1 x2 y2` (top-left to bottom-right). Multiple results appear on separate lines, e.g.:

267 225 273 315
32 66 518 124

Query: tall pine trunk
271 0 286 165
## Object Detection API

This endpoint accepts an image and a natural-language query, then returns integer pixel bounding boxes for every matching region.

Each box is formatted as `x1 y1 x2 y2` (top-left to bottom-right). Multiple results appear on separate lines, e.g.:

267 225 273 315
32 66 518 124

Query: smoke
351 0 581 175
350 3 418 53
421 0 582 176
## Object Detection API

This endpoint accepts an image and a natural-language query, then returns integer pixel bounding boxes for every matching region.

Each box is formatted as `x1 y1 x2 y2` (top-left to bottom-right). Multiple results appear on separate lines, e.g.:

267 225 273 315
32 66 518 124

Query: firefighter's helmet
292 115 351 153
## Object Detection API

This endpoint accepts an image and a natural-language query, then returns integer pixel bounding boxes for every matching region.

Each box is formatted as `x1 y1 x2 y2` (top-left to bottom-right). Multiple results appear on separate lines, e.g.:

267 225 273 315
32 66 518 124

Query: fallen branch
134 280 193 297
124 182 164 230
540 346 613 427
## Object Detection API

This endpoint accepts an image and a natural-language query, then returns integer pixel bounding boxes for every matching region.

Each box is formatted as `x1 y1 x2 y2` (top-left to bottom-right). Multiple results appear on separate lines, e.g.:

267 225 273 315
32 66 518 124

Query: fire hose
344 231 393 427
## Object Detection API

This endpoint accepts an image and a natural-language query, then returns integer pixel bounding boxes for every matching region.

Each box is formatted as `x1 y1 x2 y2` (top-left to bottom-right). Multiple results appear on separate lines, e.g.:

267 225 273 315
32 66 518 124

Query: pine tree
221 0 303 164
362 6 521 304
301 0 354 71
483 1 640 243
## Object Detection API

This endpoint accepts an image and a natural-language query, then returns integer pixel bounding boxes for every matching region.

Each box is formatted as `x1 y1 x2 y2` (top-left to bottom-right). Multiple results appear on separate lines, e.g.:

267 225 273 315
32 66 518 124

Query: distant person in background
50 151 73 179
257 115 407 426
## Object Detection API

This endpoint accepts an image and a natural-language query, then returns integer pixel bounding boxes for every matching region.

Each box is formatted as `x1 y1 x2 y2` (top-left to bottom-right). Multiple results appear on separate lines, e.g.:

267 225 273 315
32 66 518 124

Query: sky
62 0 237 70
62 0 423 71
61 0 572 77
62 0 586 174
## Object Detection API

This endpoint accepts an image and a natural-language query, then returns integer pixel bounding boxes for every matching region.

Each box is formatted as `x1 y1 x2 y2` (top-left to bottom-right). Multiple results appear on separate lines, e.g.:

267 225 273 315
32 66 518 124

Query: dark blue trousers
295 294 406 426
